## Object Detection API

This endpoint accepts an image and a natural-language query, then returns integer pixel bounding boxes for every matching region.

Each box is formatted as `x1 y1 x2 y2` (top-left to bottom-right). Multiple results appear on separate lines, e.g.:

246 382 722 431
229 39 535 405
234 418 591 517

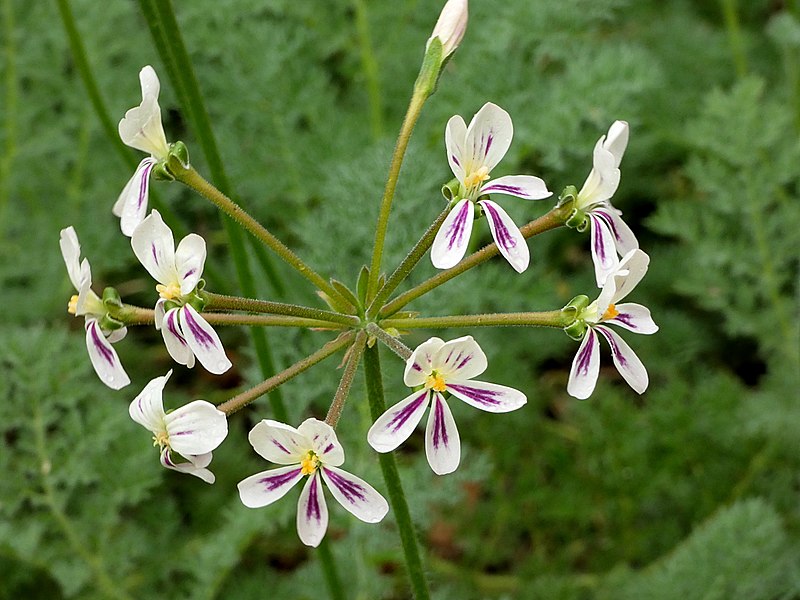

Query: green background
1 0 799 598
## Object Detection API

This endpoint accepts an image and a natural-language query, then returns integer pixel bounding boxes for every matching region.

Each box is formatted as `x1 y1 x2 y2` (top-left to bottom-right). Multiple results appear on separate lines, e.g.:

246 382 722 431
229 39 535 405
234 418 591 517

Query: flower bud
427 0 468 58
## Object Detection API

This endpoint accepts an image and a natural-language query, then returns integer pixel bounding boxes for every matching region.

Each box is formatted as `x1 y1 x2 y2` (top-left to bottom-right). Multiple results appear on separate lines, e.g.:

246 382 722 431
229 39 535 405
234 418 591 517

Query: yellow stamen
424 372 448 392
463 166 490 190
153 431 170 449
156 282 183 301
602 303 620 321
67 295 79 315
300 451 320 476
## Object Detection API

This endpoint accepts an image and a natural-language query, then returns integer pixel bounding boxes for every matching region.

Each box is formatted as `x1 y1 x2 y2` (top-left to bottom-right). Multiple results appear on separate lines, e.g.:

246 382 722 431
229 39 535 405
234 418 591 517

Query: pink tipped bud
428 0 468 58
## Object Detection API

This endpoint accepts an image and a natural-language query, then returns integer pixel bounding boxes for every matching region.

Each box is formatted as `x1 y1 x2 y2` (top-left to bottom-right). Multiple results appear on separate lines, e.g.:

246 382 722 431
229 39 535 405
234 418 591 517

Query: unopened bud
427 0 468 58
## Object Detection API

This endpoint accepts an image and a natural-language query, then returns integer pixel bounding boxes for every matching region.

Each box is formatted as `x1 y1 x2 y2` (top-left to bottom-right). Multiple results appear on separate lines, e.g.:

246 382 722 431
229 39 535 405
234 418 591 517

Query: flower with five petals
368 336 527 475
129 370 228 483
59 227 130 390
238 418 389 547
131 210 232 375
431 102 552 273
567 249 658 399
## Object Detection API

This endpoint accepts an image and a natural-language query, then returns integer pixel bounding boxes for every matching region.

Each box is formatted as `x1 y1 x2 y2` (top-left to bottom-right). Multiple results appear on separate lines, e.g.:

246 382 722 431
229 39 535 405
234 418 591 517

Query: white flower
131 210 232 375
567 249 658 399
431 103 552 273
238 418 389 547
428 0 468 58
114 66 171 237
575 121 639 287
368 336 526 475
129 370 228 483
59 227 130 390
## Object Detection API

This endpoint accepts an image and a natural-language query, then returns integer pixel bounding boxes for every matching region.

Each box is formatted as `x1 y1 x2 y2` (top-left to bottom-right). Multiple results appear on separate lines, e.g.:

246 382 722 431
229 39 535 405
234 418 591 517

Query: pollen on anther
67 295 79 315
602 303 620 321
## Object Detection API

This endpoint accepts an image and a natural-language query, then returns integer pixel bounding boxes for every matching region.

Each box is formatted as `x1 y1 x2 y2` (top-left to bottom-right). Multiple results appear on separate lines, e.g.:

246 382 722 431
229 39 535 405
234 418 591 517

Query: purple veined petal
154 298 167 331
432 335 487 381
609 249 650 304
403 337 445 386
129 370 171 432
425 393 460 475
465 102 513 173
445 114 468 182
479 200 530 273
165 400 228 456
248 419 310 465
447 380 527 413
321 466 389 524
175 233 206 296
296 472 329 547
161 307 195 368
118 66 169 158
431 199 475 270
114 158 157 237
480 175 552 200
592 205 638 256
130 209 176 285
603 120 629 168
596 325 649 394
297 418 345 467
607 303 658 335
567 328 600 400
238 465 304 508
179 305 232 375
589 213 620 288
84 319 130 390
367 390 432 453
160 448 215 484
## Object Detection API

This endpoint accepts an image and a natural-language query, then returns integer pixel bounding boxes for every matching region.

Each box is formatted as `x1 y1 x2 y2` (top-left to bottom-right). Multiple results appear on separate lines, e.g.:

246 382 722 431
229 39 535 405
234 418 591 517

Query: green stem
202 313 350 330
353 0 384 140
203 292 359 327
381 205 570 316
217 332 354 415
317 538 347 600
383 310 570 330
367 207 449 318
363 346 431 599
719 0 748 78
325 331 367 427
366 322 412 360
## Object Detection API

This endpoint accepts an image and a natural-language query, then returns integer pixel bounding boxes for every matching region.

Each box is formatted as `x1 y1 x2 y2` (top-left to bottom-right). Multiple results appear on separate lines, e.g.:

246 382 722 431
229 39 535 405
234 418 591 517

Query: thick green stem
383 310 570 330
353 0 384 140
366 322 412 361
367 207 449 318
217 333 354 415
203 292 359 326
381 205 570 316
317 538 346 600
325 331 367 427
363 346 431 599
112 305 344 330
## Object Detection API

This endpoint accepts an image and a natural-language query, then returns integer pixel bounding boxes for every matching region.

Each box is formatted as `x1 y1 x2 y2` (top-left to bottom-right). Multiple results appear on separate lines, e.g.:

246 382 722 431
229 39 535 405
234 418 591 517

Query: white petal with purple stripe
179 304 232 375
592 206 638 256
114 158 156 237
403 337 444 386
479 199 529 273
432 335 487 381
118 65 169 158
480 175 552 200
567 328 600 400
161 307 195 368
131 209 176 286
175 233 206 295
447 380 527 413
85 319 130 390
164 399 227 456
296 472 329 547
321 466 389 523
160 449 215 484
589 212 620 287
367 390 431 453
129 370 171 431
466 103 513 173
596 325 649 394
609 249 650 304
238 465 305 508
249 420 309 464
298 418 345 467
607 303 658 335
445 114 468 182
431 198 474 270
425 393 460 475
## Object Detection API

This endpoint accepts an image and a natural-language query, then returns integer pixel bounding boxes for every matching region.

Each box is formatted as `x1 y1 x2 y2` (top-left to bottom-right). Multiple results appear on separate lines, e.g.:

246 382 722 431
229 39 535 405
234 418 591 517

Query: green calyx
414 36 444 98
441 178 460 202
99 313 126 332
102 287 122 309
563 318 588 341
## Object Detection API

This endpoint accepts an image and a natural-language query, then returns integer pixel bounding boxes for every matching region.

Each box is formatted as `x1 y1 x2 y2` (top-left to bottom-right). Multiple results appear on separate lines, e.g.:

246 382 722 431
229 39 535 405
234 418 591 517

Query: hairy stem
325 331 367 427
204 292 359 326
383 310 571 330
366 322 412 360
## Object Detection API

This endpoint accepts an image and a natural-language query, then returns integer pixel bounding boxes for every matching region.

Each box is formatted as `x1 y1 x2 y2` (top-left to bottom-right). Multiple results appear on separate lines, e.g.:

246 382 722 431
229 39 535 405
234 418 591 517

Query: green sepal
474 199 486 220
414 36 444 98
563 319 588 341
151 160 175 181
557 185 578 208
99 314 126 332
441 178 460 202
169 141 190 168
195 278 206 292
565 208 588 231
564 294 590 314
330 279 359 312
184 294 206 312
356 266 370 306
163 299 182 312
102 287 123 309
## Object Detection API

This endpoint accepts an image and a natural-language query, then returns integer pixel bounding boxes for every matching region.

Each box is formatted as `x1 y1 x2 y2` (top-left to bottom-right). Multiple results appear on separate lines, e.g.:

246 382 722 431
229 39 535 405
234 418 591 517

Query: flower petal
432 335 487 381
447 380 527 413
84 319 130 390
367 390 431 453
431 198 474 270
129 370 171 432
161 307 195 368
589 212 620 287
567 328 600 400
118 66 169 158
248 419 309 465
154 298 167 331
608 303 658 335
604 120 629 167
445 114 467 182
179 305 232 375
165 400 228 456
296 472 329 547
130 209 176 286
113 158 157 237
403 337 445 386
238 465 304 508
593 205 638 256
161 449 215 484
577 138 620 207
175 233 206 295
297 418 344 467
479 199 529 273
59 227 87 290
465 102 513 172
480 175 552 200
596 325 649 394
610 249 650 304
321 466 389 523
425 393 460 475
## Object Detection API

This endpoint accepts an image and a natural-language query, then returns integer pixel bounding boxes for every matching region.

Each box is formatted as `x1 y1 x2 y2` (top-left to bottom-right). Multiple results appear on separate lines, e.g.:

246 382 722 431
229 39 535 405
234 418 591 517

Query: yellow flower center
300 451 320 476
602 303 620 321
463 166 490 190
156 282 182 301
424 371 448 392
153 431 170 449
67 295 79 315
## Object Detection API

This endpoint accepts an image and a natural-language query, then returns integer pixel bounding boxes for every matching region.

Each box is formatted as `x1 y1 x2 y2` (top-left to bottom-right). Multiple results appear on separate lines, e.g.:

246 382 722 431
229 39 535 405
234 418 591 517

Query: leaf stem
203 292 359 327
383 310 570 330
366 322 412 360
325 331 367 427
